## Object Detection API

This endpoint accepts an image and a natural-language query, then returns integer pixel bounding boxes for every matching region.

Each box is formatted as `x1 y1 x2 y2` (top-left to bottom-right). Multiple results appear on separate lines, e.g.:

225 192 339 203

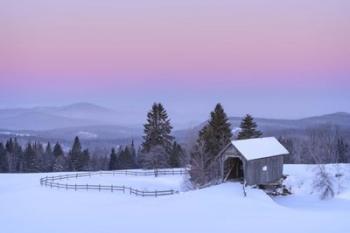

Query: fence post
99 184 101 192
86 184 88 191
155 190 157 198
75 184 77 191
66 183 68 190
111 185 113 192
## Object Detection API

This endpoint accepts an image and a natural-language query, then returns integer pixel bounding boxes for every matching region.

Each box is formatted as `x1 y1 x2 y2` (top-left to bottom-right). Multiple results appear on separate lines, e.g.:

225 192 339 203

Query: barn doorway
223 157 244 182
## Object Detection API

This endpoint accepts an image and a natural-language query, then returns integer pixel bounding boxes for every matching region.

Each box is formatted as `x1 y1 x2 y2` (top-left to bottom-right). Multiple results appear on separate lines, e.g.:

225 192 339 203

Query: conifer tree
0 143 9 172
52 154 67 172
52 142 66 172
53 142 64 158
142 103 174 153
143 145 169 176
130 140 137 168
23 143 39 172
189 103 232 186
141 103 174 168
199 103 232 158
81 149 90 171
41 142 54 172
237 114 262 139
6 138 22 172
168 142 183 168
69 136 82 171
108 148 119 170
119 147 134 169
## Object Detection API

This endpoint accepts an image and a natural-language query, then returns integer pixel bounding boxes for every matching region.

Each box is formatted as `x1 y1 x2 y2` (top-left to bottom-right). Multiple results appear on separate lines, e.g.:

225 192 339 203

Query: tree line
0 102 259 176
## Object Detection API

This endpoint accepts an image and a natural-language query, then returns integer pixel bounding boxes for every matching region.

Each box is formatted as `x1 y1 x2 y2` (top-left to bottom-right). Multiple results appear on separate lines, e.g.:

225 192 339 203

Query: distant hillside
0 103 117 130
174 112 350 142
0 103 349 148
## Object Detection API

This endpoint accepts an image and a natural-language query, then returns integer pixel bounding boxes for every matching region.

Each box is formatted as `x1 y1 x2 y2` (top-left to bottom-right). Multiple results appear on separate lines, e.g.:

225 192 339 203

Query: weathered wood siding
220 144 284 185
245 155 283 185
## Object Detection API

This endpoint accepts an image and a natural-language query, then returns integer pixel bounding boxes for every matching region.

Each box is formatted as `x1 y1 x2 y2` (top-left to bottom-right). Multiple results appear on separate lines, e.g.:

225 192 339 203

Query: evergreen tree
81 149 90 171
33 142 44 171
23 143 39 172
199 103 232 158
6 138 21 172
53 142 64 158
168 142 183 168
119 147 134 169
143 145 169 175
237 114 262 140
69 137 82 171
108 148 119 170
130 140 137 168
52 154 67 172
0 143 9 172
189 103 232 186
41 142 55 172
141 103 174 153
336 138 349 163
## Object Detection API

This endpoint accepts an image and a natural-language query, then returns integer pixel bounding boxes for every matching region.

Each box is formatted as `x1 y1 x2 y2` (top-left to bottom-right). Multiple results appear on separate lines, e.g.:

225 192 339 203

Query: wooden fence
40 169 188 197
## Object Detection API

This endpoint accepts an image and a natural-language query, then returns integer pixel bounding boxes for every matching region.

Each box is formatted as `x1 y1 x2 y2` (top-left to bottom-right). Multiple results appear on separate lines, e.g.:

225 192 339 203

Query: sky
0 0 349 127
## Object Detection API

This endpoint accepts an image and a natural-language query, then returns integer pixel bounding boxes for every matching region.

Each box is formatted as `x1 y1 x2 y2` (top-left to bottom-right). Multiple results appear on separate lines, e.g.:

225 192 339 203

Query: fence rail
40 169 187 197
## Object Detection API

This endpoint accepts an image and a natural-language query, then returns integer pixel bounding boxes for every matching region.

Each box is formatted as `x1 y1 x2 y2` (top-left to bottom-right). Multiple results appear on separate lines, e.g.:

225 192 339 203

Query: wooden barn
217 137 289 186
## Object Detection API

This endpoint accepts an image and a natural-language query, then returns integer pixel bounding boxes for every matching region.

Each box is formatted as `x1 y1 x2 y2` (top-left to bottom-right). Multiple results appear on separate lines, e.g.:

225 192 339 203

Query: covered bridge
217 137 289 186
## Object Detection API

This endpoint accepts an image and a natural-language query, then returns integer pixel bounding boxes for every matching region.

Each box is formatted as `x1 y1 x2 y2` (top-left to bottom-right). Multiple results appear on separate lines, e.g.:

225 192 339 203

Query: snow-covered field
1 165 350 233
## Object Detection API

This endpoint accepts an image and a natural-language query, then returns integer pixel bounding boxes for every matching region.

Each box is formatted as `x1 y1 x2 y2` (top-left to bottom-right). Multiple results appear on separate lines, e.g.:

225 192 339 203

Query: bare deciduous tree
312 165 335 200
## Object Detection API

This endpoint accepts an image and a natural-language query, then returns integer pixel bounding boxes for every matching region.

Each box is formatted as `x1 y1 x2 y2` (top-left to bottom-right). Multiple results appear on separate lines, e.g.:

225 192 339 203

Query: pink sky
0 0 349 123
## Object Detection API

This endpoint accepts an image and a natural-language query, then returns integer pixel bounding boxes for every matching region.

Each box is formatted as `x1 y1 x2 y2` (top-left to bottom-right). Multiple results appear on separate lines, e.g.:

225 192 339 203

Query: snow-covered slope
1 165 350 233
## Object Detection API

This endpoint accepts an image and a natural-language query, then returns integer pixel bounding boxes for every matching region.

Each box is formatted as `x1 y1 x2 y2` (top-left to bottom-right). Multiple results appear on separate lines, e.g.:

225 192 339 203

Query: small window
262 165 267 171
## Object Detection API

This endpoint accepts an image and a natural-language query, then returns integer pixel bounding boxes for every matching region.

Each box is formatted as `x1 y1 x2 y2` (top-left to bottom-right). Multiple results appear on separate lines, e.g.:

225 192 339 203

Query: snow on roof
231 137 289 160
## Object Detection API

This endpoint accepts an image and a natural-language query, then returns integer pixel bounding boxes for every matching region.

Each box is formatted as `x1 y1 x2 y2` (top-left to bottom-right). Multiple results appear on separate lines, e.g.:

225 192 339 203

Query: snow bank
1 165 350 233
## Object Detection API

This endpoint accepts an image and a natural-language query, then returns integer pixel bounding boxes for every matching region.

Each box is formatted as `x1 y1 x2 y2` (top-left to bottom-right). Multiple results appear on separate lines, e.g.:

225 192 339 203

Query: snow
1 165 350 233
232 137 289 160
62 172 183 191
77 131 98 139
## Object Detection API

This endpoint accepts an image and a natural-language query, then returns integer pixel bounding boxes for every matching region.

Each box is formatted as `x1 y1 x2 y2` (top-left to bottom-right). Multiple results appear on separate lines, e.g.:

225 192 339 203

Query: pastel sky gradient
0 0 349 126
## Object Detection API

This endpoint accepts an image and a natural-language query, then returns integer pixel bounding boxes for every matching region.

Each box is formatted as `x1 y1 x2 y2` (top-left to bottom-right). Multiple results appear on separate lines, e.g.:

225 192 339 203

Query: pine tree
108 148 119 170
119 147 134 169
41 142 54 172
199 103 232 158
53 142 64 158
69 137 82 171
168 142 183 168
237 114 262 139
143 145 169 176
6 138 19 172
142 103 174 153
189 103 232 186
81 149 90 171
23 143 39 172
336 138 349 163
52 154 67 172
130 140 137 168
33 142 44 171
52 142 66 172
0 143 9 172
141 103 173 168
